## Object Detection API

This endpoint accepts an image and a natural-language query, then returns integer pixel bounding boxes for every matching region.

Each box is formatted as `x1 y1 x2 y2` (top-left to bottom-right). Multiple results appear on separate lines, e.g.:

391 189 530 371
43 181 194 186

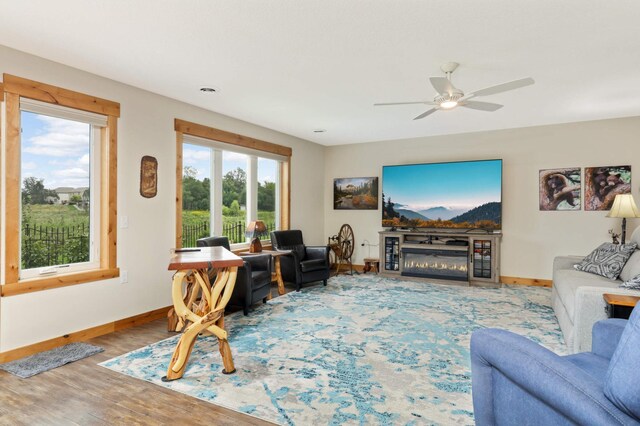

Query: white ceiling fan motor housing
434 89 463 105
440 62 459 74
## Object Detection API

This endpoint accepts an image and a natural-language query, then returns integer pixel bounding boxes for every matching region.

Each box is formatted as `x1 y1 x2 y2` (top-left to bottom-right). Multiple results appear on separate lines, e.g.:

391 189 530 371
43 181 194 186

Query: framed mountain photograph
333 177 378 210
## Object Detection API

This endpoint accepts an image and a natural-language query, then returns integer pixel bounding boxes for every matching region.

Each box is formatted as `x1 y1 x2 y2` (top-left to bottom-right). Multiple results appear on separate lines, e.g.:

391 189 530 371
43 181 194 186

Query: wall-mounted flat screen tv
382 159 502 230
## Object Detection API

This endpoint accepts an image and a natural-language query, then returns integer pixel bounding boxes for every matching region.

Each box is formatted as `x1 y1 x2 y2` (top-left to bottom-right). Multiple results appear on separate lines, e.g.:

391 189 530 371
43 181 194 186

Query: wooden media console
379 230 502 286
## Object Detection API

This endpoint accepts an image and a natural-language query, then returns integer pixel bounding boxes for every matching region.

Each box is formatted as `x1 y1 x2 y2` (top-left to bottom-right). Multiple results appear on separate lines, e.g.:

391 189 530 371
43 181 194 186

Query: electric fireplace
401 247 469 281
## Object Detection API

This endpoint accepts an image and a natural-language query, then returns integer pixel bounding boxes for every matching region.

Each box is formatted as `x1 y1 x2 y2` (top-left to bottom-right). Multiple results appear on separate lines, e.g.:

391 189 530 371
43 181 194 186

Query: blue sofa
471 306 640 425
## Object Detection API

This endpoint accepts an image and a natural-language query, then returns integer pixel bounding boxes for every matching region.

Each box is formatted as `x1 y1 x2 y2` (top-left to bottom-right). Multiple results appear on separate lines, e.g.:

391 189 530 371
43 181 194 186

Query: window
257 158 279 240
1 74 119 296
175 119 291 249
221 150 248 244
19 104 101 279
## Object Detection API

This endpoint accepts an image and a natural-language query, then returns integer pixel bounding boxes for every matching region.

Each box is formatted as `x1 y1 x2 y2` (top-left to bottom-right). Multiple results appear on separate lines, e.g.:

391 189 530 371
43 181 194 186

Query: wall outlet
120 270 128 284
120 215 129 228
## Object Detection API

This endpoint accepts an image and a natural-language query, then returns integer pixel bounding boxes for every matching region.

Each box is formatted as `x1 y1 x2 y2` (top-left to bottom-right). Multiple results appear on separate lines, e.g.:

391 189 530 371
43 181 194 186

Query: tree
383 196 398 220
69 194 82 205
183 166 198 179
229 200 241 217
371 178 378 199
182 167 210 210
81 188 90 210
258 181 275 211
22 177 58 205
222 168 246 207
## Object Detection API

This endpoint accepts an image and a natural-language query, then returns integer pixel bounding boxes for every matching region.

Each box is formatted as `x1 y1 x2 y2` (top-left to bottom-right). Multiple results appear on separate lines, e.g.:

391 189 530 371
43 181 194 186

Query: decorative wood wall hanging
140 155 158 198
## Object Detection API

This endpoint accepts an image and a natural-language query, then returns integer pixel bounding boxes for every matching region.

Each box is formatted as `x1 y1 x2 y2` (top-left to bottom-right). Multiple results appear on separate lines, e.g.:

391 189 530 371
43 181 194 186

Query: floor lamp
607 194 640 244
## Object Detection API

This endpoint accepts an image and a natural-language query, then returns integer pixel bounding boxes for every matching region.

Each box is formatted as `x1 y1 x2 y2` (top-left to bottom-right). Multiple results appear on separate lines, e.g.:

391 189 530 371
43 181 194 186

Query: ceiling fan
375 62 534 120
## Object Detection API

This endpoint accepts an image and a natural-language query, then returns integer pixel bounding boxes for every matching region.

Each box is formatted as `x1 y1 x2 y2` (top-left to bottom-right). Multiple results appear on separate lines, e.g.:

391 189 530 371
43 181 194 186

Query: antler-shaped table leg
162 264 238 381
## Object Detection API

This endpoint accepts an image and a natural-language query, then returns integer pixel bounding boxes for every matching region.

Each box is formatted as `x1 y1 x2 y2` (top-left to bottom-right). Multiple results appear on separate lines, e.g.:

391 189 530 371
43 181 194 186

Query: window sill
1 268 120 297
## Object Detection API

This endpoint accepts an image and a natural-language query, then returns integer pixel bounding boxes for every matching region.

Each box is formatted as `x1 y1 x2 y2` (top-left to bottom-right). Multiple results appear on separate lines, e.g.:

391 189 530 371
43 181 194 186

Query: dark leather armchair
270 230 330 291
196 236 272 315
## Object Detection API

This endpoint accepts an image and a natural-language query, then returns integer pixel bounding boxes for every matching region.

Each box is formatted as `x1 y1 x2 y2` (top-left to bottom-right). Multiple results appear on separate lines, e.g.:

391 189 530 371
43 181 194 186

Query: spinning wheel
329 224 355 275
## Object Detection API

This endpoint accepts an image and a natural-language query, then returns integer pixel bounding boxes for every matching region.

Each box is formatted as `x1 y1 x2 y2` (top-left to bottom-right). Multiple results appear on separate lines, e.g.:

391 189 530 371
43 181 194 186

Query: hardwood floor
0 287 302 426
0 270 354 425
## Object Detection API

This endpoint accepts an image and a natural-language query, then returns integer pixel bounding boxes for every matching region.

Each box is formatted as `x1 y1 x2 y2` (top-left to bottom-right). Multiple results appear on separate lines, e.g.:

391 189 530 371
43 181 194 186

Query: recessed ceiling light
199 87 219 93
313 129 326 133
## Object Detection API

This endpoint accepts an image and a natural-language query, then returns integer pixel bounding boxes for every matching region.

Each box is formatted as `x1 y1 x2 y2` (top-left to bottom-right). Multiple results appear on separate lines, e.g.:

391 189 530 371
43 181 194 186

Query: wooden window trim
174 119 291 157
0 83 3 289
1 269 120 297
175 131 183 248
174 119 291 248
2 75 119 296
2 74 120 117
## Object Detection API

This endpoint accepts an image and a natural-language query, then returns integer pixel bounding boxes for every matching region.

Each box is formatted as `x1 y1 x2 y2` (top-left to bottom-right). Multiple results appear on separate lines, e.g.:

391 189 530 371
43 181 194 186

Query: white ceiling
1 1 640 146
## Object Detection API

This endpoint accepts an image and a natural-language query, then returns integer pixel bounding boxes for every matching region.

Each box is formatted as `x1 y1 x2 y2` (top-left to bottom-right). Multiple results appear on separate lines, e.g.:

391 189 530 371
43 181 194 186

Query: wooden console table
163 247 243 381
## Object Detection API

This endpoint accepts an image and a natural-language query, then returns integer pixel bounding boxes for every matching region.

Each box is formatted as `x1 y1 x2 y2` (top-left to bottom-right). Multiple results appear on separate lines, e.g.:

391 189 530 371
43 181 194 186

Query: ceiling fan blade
374 101 435 106
413 108 439 120
460 101 504 112
468 77 534 98
430 77 454 95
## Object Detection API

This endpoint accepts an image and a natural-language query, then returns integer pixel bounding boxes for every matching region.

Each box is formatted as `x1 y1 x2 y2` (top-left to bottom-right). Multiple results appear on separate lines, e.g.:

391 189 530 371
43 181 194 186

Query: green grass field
22 206 276 229
22 204 89 227
181 210 276 227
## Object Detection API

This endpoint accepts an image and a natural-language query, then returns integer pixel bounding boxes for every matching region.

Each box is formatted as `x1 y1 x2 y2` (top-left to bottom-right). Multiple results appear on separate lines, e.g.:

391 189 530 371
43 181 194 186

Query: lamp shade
245 220 268 238
607 194 640 218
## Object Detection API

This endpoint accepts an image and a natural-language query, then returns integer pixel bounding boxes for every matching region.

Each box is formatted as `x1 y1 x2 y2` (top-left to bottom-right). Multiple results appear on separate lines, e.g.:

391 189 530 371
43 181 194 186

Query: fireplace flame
403 260 468 273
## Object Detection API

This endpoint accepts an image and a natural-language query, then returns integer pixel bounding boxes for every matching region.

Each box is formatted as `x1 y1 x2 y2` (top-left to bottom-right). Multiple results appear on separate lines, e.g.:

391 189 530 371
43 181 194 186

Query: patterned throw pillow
620 274 640 290
574 243 637 279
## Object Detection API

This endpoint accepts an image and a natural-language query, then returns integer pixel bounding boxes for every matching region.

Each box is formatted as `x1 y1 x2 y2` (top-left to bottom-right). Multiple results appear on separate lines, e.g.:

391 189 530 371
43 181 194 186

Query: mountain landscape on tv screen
382 200 502 229
381 159 502 230
418 206 468 221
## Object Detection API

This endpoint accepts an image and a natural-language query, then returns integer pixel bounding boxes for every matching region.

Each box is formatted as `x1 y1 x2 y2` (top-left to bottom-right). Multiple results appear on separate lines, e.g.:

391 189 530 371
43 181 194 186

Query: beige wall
3 43 640 353
0 45 325 352
324 118 640 280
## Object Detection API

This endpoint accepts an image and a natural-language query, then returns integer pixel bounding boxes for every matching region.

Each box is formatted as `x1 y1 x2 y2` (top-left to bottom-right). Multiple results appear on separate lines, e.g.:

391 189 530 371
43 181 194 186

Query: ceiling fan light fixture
434 90 463 109
374 62 534 120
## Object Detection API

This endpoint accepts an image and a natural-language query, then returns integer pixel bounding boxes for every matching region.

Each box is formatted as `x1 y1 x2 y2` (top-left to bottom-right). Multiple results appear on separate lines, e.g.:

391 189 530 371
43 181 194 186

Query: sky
21 111 91 189
183 143 277 184
20 113 278 191
382 160 502 211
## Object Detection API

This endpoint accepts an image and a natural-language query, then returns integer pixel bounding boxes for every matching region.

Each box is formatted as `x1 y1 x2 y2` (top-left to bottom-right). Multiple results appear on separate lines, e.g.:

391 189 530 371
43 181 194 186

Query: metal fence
182 221 276 247
181 221 209 248
21 219 279 269
21 223 89 269
222 221 246 245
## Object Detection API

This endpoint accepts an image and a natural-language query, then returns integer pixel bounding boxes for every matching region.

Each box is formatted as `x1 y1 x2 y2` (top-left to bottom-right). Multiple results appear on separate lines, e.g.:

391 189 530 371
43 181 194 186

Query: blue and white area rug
100 275 565 425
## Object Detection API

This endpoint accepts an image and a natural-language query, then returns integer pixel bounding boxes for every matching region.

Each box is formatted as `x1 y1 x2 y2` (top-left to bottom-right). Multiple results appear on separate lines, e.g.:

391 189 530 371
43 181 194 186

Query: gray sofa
552 226 640 353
